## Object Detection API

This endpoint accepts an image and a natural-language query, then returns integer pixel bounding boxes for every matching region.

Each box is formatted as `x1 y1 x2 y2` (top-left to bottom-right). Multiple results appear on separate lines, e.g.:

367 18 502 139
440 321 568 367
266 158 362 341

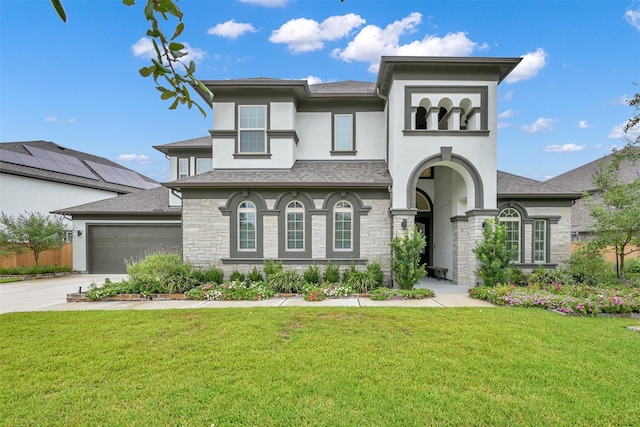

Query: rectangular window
334 114 353 151
196 158 213 174
287 212 304 250
178 158 189 179
239 106 266 153
534 220 546 262
334 211 352 250
238 212 256 250
503 221 520 261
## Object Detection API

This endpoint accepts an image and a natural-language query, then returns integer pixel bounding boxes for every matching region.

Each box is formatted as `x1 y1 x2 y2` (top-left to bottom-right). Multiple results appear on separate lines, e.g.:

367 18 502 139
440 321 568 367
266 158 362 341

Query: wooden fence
571 242 640 263
0 243 73 269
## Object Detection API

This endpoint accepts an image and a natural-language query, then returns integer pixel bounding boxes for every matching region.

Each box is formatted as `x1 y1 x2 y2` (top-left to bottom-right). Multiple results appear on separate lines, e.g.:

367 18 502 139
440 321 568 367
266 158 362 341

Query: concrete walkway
0 274 493 314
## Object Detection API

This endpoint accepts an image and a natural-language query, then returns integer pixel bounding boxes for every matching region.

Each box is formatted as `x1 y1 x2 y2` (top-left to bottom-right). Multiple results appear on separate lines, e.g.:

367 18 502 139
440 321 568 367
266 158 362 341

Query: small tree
0 212 68 266
583 89 640 281
473 218 514 286
390 224 427 290
584 148 640 281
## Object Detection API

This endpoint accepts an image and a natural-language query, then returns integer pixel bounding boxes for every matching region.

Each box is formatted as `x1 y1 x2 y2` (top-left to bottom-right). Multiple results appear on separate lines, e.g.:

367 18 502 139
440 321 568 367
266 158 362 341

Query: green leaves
0 212 68 266
390 225 427 289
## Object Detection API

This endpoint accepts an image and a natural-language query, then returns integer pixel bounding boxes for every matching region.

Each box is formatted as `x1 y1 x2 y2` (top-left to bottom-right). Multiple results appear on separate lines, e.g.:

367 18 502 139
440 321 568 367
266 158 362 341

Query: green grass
1 308 639 426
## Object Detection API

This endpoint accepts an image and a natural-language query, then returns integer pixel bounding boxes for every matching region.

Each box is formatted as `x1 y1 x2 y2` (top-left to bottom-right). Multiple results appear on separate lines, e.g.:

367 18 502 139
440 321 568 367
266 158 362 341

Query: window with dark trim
534 219 546 263
239 106 266 153
499 208 520 261
178 158 189 179
334 201 353 251
286 201 304 251
238 201 257 251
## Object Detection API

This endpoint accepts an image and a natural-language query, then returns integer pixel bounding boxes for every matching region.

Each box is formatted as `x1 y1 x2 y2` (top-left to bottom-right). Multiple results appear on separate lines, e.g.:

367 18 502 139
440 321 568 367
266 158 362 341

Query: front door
415 215 432 266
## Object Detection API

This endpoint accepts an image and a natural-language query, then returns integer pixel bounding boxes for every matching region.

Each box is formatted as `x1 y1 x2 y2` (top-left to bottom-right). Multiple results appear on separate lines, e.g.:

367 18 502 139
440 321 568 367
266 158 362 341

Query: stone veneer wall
182 198 229 269
182 193 392 279
526 205 573 267
452 213 491 286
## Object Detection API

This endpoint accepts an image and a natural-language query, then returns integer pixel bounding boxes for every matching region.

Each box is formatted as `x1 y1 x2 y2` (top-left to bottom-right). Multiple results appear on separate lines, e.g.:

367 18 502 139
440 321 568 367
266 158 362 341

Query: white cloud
498 109 519 119
332 12 485 73
305 75 324 85
543 144 585 152
208 20 257 40
505 48 548 83
611 94 631 106
609 121 640 139
117 154 151 164
502 91 514 101
44 116 75 124
624 9 640 30
578 120 591 128
240 0 288 6
131 37 206 65
522 117 556 133
270 14 365 53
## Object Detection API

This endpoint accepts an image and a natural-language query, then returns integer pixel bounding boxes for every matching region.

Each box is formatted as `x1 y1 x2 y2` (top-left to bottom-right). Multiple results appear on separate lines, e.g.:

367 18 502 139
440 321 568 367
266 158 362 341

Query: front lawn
1 308 639 426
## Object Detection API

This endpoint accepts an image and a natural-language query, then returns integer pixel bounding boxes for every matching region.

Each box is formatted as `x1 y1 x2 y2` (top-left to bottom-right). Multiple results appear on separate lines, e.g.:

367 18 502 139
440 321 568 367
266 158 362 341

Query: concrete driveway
0 274 127 314
0 274 492 314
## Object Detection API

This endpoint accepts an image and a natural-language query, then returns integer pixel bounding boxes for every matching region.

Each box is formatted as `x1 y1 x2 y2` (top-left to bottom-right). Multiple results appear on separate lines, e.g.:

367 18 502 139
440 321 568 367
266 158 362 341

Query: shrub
370 288 435 300
366 260 385 287
248 266 264 282
342 263 358 284
161 264 198 293
185 281 275 301
192 267 224 285
269 269 303 293
229 269 246 282
390 225 427 290
127 253 185 294
473 218 514 286
85 280 137 301
323 261 341 283
263 259 283 279
345 270 378 293
0 265 72 275
302 264 321 284
626 257 640 274
568 248 616 285
528 267 575 287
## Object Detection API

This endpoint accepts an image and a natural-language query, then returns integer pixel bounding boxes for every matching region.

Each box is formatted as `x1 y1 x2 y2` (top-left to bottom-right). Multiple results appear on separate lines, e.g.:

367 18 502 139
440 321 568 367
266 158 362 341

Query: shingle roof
545 148 640 192
164 160 392 189
153 136 212 154
308 81 376 94
54 186 180 216
497 170 580 198
0 140 158 193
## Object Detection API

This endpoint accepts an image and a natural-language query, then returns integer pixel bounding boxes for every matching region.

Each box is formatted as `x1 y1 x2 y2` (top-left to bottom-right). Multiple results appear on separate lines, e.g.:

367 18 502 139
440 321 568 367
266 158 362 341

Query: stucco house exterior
57 56 580 282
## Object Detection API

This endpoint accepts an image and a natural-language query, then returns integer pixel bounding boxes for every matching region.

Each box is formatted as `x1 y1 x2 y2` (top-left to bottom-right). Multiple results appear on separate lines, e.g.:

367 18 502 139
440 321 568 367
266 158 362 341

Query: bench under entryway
426 265 448 281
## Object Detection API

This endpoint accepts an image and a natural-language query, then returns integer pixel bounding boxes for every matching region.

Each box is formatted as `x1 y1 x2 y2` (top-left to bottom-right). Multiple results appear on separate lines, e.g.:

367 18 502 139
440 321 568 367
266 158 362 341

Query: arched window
286 201 304 251
238 201 256 251
334 201 352 250
499 208 520 261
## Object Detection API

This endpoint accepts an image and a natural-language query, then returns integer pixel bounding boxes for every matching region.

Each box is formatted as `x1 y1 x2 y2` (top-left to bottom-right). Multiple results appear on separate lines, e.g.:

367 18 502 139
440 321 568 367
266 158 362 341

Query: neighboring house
58 56 580 283
0 140 169 272
546 148 640 242
0 140 158 220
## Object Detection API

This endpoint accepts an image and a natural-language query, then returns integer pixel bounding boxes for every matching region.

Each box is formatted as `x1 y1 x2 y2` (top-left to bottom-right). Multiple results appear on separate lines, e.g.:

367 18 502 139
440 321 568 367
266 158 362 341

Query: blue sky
1 0 639 182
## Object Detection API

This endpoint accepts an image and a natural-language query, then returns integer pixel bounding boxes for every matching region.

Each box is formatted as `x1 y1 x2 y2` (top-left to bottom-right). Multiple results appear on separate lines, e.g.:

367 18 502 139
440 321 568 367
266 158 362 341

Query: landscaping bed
78 254 435 303
470 283 640 316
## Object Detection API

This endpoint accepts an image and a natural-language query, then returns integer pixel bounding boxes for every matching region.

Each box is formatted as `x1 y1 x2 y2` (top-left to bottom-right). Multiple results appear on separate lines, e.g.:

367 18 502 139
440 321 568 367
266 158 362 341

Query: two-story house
59 56 579 282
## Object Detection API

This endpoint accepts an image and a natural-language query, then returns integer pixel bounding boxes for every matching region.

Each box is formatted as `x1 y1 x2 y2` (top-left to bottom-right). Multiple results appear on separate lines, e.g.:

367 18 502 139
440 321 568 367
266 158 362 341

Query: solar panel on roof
16 145 100 180
84 160 158 190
